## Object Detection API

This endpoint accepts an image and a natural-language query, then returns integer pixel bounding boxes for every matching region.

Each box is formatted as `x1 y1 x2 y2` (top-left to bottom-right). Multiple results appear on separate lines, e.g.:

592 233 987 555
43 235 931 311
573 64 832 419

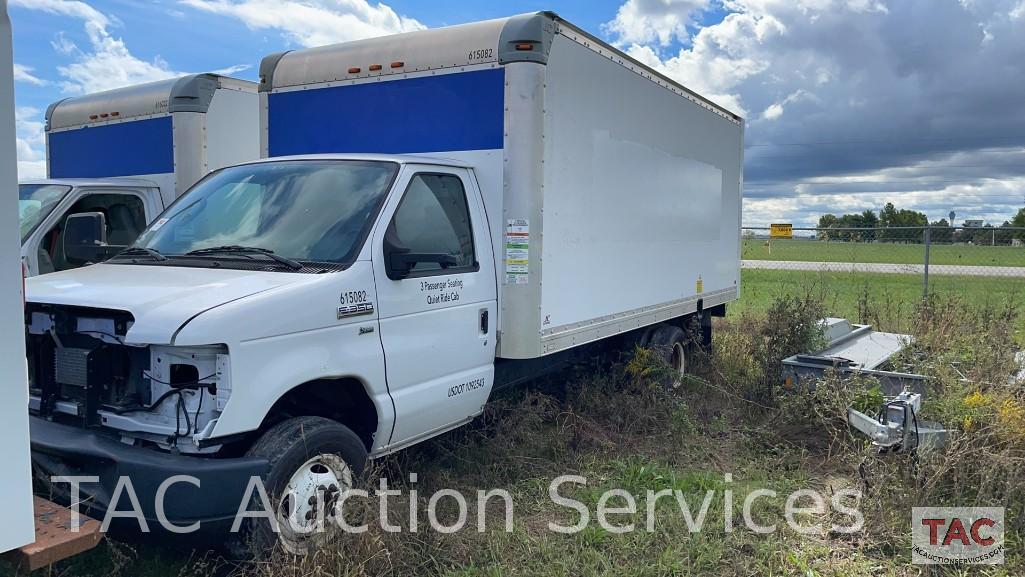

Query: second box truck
23 12 743 553
19 74 258 276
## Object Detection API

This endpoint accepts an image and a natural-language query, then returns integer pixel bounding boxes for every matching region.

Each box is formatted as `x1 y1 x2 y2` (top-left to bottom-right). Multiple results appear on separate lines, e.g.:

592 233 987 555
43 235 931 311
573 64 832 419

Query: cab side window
388 174 476 275
42 193 147 271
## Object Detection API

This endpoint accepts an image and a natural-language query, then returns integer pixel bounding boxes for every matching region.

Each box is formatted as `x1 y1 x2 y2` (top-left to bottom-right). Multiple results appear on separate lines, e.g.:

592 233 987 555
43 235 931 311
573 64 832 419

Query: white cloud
15 107 46 181
12 0 182 94
759 89 809 121
743 146 1025 226
11 0 110 27
13 64 48 86
50 33 78 56
211 63 252 76
604 0 709 47
180 0 425 47
605 0 1025 224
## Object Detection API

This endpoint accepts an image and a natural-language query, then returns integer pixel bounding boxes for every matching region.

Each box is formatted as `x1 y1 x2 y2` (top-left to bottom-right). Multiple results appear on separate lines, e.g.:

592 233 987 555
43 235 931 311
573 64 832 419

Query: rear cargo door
372 166 496 448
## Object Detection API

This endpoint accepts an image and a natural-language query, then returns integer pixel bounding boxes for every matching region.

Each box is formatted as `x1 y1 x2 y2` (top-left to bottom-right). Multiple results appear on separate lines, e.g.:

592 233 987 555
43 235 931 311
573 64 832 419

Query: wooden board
5 497 103 573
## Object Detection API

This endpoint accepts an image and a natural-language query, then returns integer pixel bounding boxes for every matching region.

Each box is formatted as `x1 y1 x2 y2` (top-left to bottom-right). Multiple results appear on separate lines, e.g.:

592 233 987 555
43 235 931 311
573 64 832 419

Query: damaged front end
26 303 230 454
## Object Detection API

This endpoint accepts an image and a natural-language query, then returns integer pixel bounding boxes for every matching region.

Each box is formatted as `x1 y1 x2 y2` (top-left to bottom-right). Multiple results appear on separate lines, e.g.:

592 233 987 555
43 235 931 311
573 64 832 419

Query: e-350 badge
338 302 374 319
338 290 374 319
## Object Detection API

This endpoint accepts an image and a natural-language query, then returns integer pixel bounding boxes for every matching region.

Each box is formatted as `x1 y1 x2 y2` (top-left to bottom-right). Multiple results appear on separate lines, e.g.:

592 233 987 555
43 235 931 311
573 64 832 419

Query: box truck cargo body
23 13 742 551
19 74 258 276
260 11 743 359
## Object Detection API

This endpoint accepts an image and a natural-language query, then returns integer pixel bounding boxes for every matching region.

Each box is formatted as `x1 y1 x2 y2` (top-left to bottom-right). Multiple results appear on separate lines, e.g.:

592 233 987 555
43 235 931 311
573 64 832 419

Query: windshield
130 160 398 268
20 184 72 243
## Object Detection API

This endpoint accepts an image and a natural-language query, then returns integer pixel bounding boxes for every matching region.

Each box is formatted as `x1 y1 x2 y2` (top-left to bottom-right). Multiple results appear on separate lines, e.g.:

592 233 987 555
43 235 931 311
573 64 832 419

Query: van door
372 166 497 449
30 188 153 275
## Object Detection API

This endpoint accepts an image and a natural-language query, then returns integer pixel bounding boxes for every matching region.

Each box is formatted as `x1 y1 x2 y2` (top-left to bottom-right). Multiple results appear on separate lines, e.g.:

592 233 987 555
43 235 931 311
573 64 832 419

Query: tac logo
912 507 1004 565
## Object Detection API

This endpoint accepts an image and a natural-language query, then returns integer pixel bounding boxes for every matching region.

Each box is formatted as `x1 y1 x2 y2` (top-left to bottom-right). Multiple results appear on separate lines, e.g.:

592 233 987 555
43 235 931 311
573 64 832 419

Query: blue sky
9 0 1025 226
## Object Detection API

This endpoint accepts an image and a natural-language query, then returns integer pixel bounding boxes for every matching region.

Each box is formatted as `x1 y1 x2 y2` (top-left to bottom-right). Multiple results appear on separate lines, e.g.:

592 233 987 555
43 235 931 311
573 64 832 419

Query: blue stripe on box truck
48 116 174 178
268 68 505 156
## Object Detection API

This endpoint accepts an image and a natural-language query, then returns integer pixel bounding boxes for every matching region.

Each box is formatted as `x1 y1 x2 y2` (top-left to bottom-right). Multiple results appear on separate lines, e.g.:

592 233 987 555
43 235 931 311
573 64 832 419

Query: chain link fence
739 226 1025 318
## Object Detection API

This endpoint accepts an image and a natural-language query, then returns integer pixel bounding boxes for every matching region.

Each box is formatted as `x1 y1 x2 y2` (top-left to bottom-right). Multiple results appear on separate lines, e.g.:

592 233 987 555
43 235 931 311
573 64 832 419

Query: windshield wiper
116 247 168 261
184 245 303 270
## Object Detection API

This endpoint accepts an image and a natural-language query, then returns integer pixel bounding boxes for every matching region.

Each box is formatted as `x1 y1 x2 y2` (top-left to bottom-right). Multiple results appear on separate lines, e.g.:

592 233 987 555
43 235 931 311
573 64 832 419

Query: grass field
742 238 1025 267
4 277 1023 577
735 268 1025 326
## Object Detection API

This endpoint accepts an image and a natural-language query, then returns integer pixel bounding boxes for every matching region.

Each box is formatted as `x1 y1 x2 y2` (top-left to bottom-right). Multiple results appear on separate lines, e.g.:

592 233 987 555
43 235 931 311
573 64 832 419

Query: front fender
208 323 391 449
170 261 390 449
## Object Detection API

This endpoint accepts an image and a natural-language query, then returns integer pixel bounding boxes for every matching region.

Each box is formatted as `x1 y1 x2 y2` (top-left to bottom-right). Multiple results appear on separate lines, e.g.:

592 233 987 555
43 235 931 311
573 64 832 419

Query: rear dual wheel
647 324 689 380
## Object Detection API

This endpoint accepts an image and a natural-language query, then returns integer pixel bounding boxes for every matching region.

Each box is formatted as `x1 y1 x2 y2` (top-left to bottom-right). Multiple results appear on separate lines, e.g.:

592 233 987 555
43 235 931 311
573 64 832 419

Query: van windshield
20 184 72 243
130 160 398 269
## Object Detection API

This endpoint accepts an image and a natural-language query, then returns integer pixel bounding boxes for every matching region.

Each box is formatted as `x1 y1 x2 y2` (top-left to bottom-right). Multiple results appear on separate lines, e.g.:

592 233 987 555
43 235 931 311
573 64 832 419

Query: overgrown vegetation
8 286 1024 577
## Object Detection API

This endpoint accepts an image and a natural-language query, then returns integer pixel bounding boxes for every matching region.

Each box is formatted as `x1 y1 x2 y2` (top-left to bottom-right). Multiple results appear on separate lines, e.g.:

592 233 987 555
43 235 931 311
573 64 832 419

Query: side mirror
63 212 123 265
383 228 458 280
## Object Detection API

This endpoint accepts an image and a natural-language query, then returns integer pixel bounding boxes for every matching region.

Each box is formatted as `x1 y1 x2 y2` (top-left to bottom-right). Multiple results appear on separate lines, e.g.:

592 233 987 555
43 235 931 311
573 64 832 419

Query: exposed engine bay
25 304 230 454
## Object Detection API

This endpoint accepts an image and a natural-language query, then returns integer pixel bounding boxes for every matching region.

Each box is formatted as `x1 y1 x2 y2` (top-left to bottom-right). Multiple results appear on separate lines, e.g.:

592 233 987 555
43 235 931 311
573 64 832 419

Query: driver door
372 166 497 449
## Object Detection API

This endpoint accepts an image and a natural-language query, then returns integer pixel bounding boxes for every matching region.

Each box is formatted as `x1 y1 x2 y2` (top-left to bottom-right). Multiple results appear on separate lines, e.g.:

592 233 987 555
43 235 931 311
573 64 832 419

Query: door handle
479 309 489 334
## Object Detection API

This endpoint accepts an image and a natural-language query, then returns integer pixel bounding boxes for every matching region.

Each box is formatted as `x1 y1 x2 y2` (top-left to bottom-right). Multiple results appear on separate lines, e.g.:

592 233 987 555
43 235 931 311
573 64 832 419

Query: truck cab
19 179 165 276
21 73 259 277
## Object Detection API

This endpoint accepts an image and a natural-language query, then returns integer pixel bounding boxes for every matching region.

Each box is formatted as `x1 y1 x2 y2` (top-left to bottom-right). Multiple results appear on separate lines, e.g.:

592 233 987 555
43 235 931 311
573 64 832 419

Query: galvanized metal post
0 0 37 553
922 226 931 299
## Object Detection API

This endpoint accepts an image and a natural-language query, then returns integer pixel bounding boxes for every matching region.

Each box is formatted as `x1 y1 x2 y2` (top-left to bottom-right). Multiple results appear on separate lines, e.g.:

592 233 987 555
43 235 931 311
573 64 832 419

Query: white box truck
24 12 742 552
19 74 258 276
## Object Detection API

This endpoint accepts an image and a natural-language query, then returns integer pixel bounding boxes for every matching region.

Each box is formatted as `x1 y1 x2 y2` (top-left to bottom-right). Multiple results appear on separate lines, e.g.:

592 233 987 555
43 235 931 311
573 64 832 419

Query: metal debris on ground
782 318 947 452
782 318 926 396
847 390 947 453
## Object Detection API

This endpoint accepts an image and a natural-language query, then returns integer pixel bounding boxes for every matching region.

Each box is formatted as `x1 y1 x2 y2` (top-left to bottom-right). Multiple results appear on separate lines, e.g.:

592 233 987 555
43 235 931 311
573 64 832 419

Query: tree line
815 203 1025 243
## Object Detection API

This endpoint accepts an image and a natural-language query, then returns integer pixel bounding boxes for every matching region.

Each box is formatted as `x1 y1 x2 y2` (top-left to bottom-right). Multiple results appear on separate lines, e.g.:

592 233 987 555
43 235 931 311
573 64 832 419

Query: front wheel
233 416 368 557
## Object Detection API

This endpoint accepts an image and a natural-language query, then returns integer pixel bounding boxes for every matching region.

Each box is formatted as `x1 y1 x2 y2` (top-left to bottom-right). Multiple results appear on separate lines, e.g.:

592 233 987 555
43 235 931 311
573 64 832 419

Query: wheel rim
670 342 686 375
276 453 352 554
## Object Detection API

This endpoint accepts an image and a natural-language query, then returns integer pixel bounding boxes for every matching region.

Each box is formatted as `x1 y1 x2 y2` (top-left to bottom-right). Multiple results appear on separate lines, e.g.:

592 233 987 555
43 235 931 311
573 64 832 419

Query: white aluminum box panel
497 28 743 358
204 86 261 187
0 0 36 552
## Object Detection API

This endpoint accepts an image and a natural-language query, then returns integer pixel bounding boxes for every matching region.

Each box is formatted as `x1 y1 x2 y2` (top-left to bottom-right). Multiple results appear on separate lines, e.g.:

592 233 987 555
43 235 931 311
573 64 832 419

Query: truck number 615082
341 290 368 305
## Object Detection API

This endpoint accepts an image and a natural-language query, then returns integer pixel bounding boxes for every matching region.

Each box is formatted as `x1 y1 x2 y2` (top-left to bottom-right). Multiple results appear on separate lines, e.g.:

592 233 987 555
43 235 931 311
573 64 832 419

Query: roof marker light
515 43 534 51
369 64 383 71
348 67 361 74
89 115 99 120
111 111 120 117
390 61 404 68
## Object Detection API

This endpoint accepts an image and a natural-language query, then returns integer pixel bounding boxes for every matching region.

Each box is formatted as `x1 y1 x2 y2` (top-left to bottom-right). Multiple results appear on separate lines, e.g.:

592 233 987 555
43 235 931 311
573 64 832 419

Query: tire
232 416 368 557
648 324 688 379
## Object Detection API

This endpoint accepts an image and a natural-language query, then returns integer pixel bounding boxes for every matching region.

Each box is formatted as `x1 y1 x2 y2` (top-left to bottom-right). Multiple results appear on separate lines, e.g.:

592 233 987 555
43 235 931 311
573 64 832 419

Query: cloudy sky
9 0 1025 226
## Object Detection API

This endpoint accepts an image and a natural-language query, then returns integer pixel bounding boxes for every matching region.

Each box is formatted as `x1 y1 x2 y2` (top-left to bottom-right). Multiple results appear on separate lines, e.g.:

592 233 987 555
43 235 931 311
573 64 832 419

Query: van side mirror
383 227 458 280
63 212 124 265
